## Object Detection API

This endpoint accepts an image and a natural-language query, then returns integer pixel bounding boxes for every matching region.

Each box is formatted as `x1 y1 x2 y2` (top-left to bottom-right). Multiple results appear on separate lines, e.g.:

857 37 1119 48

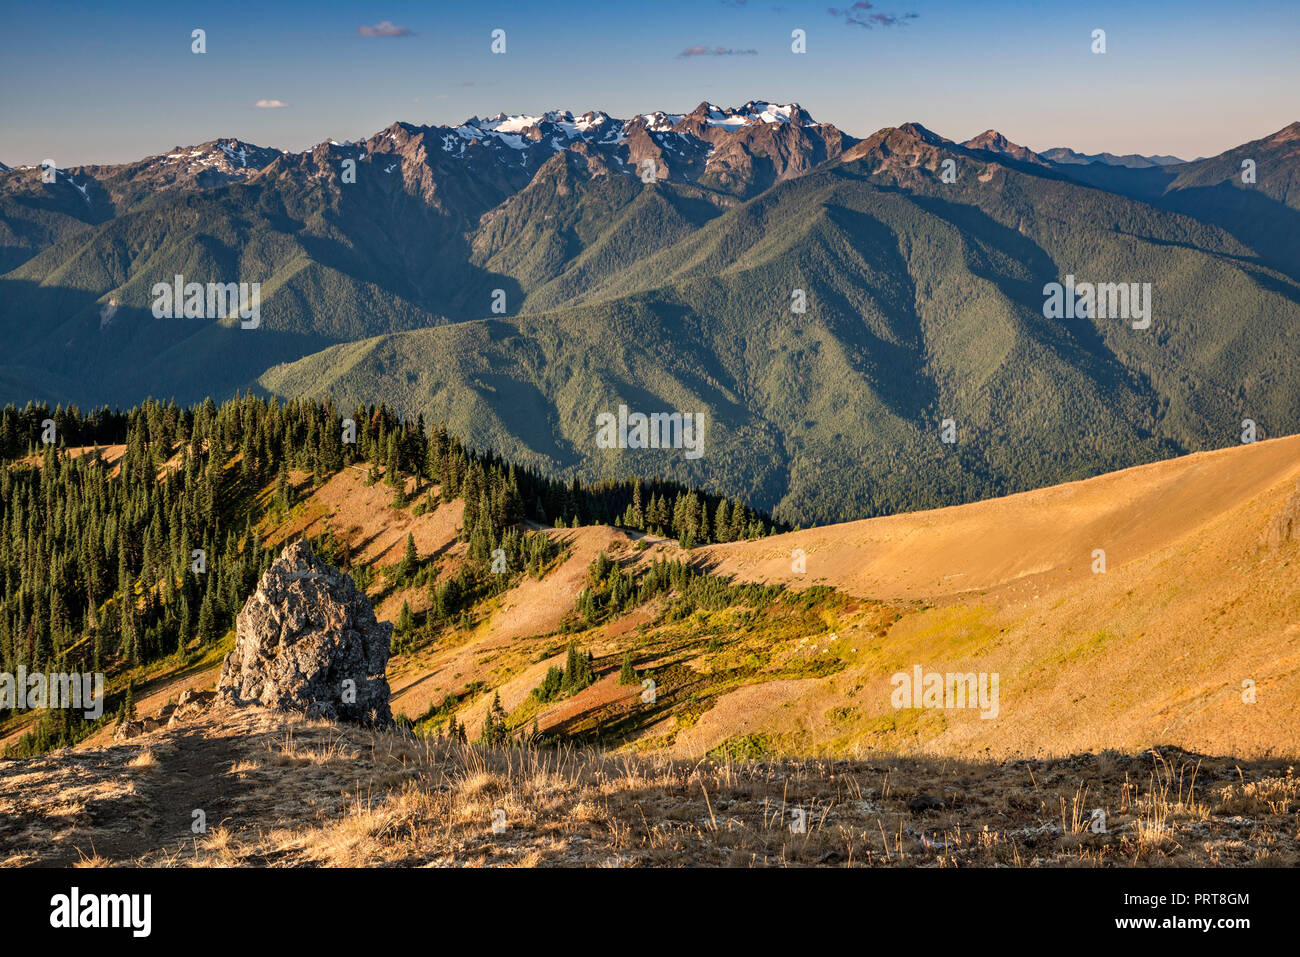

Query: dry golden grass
71 847 114 868
686 435 1300 759
1212 770 1298 816
348 437 1300 764
190 826 240 867
126 750 159 772
8 710 1274 869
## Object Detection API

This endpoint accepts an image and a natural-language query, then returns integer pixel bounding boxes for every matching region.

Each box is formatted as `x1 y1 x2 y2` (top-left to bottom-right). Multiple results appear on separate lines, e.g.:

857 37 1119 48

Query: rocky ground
2 706 1295 867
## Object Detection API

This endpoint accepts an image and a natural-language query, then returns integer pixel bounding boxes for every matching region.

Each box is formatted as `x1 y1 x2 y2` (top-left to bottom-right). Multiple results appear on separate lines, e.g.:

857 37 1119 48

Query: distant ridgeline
0 395 780 756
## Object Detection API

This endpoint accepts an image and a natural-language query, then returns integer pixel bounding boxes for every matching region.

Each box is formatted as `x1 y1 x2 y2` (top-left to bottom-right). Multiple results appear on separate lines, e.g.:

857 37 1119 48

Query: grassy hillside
4 430 1297 868
373 436 1300 761
0 394 781 757
25 428 1294 765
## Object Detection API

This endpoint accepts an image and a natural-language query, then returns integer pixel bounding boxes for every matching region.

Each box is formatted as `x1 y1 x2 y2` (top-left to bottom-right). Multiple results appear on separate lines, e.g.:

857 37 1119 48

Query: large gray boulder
216 540 392 725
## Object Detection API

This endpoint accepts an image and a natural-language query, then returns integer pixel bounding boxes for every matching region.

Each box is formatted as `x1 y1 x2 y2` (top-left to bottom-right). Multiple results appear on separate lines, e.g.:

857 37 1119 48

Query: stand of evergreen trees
566 553 695 630
0 395 780 756
531 643 598 704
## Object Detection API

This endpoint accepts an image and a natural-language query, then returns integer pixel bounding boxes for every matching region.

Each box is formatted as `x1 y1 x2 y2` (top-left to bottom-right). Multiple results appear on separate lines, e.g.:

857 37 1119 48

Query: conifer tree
619 651 637 685
400 532 418 582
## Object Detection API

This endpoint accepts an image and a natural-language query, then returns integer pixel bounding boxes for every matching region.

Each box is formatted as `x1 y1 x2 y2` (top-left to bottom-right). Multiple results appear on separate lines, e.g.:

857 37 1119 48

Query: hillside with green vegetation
4 395 1296 776
4 119 1297 523
0 395 779 757
262 129 1300 522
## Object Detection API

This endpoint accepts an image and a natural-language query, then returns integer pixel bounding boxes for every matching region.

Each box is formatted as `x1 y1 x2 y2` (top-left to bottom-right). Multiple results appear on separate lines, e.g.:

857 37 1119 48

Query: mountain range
2 102 1297 524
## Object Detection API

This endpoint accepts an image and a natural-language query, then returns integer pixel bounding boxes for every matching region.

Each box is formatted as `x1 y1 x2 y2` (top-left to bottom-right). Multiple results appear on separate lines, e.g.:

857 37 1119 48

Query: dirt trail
0 708 356 866
0 715 248 865
125 725 253 861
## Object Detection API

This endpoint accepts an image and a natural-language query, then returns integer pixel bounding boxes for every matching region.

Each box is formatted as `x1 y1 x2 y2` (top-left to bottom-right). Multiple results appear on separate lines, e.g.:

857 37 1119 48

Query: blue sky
2 0 1297 166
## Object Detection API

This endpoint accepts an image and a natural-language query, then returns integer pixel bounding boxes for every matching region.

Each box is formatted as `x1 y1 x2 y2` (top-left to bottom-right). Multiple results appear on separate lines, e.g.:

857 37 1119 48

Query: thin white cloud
677 44 758 58
255 99 289 109
358 21 414 37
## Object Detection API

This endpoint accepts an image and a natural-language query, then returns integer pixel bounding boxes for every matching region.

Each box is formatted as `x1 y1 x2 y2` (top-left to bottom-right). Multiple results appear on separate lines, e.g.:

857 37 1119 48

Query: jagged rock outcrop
168 689 216 726
216 541 392 725
112 689 218 742
113 719 144 742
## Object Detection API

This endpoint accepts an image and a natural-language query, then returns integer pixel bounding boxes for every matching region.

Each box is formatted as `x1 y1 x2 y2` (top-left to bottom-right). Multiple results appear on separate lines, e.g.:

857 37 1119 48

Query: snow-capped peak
155 138 282 177
641 111 685 132
444 110 630 155
477 112 547 134
695 101 813 128
574 110 613 131
420 101 836 176
444 102 813 151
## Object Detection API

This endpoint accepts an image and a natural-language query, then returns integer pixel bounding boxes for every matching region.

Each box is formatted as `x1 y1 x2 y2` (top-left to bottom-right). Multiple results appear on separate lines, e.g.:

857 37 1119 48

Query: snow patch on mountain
641 112 684 132
153 139 283 179
427 102 821 163
701 101 809 128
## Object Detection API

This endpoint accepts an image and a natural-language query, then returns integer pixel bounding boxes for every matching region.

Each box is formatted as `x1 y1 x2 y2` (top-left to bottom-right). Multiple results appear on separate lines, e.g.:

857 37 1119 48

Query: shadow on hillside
0 277 340 408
